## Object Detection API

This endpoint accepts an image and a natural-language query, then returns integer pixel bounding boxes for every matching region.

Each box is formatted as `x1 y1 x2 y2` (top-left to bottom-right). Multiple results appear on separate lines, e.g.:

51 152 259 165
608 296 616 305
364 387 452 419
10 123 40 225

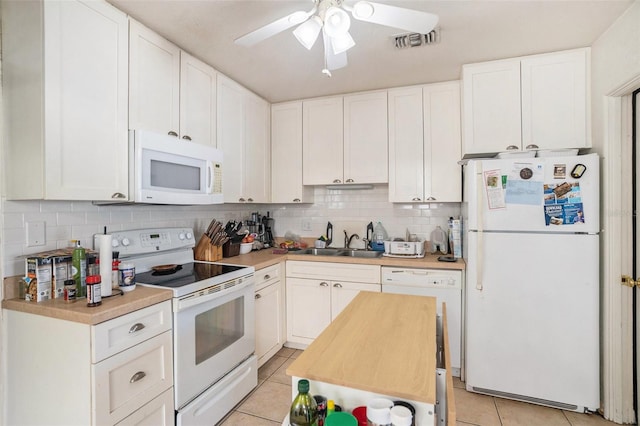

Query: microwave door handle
206 162 213 193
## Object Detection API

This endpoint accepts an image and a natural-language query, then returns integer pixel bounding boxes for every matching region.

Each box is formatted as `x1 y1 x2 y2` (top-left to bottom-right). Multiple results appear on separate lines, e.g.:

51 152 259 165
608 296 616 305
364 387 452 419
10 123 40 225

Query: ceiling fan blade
349 1 439 34
235 8 314 47
323 31 348 71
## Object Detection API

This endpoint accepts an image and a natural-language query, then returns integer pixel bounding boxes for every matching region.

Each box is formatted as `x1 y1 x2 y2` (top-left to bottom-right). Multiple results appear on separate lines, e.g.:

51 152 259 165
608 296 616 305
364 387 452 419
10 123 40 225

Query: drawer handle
168 131 178 137
255 293 262 299
333 283 342 288
263 274 271 280
129 323 146 333
129 371 146 383
320 282 329 287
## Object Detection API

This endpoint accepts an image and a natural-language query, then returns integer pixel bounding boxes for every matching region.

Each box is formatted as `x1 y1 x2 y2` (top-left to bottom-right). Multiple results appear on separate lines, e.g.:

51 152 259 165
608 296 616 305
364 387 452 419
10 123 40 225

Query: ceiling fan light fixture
352 1 374 19
288 10 311 24
324 6 351 37
293 16 323 50
330 32 355 54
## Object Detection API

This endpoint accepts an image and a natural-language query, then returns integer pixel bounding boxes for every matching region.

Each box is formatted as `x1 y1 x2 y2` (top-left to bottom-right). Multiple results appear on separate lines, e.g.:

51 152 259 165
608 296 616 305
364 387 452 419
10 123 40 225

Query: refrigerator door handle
476 164 484 291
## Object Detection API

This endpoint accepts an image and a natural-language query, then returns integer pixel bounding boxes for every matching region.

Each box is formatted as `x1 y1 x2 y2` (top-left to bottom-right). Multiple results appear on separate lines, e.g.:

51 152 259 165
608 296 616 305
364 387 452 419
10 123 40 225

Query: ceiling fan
235 0 439 76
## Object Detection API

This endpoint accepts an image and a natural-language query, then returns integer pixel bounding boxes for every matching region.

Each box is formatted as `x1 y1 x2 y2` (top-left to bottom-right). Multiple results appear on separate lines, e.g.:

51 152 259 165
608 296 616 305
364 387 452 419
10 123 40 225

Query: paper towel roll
96 234 113 297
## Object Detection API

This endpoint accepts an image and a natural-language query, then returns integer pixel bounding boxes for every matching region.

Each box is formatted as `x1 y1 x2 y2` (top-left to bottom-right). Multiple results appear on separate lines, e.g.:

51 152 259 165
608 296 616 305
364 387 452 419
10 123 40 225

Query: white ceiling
108 0 634 103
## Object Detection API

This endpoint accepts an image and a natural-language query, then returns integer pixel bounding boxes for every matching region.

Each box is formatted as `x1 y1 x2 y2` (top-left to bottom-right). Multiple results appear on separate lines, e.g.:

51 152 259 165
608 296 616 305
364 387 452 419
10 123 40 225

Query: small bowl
239 242 253 255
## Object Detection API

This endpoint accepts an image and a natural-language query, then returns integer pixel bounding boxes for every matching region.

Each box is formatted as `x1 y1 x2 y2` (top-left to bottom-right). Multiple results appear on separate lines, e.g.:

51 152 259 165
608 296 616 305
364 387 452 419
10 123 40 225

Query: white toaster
383 241 425 256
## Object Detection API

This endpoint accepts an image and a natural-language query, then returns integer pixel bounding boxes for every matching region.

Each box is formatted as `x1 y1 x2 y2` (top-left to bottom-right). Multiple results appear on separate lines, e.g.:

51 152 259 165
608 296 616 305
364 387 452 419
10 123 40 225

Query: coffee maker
246 211 276 248
263 212 276 248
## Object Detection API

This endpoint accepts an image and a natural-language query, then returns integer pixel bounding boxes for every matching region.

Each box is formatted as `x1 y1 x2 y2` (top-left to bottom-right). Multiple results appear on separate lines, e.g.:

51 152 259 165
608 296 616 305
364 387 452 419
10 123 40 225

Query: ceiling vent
394 28 440 49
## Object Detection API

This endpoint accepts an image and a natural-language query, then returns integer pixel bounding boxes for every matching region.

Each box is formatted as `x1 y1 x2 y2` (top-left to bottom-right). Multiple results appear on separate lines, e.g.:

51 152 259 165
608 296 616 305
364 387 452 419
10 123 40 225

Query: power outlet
26 221 46 247
302 220 312 231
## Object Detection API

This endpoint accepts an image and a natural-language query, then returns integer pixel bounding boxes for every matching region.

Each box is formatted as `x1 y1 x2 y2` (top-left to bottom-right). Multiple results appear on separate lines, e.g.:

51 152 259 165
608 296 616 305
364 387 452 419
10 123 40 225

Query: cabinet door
129 19 180 137
116 388 174 426
344 91 388 184
462 59 521 155
217 75 245 202
244 93 271 202
303 97 344 185
43 0 129 200
331 282 380 321
521 48 589 150
272 102 314 203
255 281 285 367
424 82 462 202
180 51 217 146
388 87 424 202
287 277 331 344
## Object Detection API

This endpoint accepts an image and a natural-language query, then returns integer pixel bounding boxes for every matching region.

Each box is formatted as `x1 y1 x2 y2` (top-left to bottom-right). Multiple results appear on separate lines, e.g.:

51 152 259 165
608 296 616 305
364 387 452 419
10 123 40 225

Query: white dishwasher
381 266 463 377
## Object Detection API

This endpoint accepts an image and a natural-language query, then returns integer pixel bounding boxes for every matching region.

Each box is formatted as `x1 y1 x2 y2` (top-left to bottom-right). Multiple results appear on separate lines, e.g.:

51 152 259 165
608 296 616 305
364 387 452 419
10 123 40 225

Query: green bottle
72 240 87 297
289 379 318 426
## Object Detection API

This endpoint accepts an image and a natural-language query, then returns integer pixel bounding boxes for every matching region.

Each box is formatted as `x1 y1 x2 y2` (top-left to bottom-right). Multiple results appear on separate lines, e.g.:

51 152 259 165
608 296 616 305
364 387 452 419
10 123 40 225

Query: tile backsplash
1 184 460 276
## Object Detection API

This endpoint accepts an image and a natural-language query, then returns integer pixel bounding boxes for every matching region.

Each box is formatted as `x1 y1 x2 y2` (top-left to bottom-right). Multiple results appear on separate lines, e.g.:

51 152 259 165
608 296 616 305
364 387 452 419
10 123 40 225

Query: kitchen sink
287 248 383 258
337 250 384 258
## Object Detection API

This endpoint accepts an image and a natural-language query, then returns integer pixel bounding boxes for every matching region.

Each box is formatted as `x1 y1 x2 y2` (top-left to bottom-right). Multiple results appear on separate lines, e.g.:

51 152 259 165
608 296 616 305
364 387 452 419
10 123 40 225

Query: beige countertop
2 286 173 325
286 291 437 404
221 248 465 271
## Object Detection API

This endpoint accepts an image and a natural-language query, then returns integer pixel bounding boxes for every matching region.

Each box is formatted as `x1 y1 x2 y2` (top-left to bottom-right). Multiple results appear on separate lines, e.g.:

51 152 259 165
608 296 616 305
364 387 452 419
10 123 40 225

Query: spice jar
63 279 76 301
86 275 102 307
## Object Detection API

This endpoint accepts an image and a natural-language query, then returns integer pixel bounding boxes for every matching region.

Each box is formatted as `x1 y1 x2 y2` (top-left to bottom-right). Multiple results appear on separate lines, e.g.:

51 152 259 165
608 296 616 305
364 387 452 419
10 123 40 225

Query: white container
390 405 412 426
367 398 393 426
118 262 136 292
239 242 253 255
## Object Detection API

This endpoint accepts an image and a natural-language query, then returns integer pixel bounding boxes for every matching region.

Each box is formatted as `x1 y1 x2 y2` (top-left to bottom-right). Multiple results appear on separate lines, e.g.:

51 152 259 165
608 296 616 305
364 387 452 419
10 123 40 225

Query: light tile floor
218 348 620 426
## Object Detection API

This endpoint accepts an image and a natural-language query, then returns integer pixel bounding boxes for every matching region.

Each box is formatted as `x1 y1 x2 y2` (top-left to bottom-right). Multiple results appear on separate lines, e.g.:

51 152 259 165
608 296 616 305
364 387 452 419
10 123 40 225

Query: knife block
194 235 223 261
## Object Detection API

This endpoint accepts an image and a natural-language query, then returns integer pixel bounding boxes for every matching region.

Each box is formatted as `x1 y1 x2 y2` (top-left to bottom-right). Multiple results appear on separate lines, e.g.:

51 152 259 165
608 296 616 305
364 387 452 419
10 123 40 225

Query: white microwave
129 129 223 205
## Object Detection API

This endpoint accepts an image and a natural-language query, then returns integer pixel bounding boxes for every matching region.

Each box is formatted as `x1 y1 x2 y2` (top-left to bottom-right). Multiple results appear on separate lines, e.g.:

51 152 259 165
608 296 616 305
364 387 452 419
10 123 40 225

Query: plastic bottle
372 222 388 251
389 405 412 426
72 240 87 297
289 379 318 426
366 398 393 426
327 400 335 417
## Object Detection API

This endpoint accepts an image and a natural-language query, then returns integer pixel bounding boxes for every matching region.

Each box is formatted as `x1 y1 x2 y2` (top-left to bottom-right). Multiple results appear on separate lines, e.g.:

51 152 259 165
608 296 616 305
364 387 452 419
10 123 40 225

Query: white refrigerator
462 153 599 412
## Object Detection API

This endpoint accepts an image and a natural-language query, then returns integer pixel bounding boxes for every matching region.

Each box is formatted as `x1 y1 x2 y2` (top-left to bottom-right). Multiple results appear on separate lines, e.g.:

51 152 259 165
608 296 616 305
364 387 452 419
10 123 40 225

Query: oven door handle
174 277 254 312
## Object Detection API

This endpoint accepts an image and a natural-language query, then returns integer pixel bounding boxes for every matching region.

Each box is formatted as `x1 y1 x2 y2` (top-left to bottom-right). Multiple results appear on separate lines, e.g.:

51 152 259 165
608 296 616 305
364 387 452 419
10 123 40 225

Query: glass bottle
289 379 318 426
71 240 87 297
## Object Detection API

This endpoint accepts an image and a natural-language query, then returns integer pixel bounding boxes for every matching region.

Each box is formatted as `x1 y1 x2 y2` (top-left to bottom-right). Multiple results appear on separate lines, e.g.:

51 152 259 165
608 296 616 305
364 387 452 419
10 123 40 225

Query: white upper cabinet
303 92 388 186
303 97 344 185
129 20 217 146
388 82 462 203
343 91 389 184
2 0 129 201
180 52 217 146
129 19 180 138
271 102 314 203
217 74 271 203
462 48 590 157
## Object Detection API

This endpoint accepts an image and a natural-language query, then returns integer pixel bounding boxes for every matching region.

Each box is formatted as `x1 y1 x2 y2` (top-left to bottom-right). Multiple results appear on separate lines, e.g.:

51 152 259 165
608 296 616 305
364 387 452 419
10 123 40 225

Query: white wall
1 187 460 276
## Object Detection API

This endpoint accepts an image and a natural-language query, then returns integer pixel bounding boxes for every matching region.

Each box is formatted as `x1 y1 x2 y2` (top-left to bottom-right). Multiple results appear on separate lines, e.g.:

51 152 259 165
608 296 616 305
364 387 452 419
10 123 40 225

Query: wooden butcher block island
286 292 455 425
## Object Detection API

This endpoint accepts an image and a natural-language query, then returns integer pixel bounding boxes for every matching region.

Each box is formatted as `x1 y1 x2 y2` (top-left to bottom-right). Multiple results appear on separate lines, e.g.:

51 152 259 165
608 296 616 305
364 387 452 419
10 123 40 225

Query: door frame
602 73 640 423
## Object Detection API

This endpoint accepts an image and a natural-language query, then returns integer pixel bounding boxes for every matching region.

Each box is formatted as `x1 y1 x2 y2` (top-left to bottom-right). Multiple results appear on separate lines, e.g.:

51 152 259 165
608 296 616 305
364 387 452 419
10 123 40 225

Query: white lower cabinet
285 261 381 346
254 263 286 367
4 301 174 426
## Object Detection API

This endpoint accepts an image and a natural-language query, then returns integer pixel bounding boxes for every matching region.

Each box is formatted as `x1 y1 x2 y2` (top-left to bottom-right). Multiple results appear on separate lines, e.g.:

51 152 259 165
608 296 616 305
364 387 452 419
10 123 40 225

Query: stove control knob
121 238 131 247
112 238 120 248
186 232 193 240
179 232 186 240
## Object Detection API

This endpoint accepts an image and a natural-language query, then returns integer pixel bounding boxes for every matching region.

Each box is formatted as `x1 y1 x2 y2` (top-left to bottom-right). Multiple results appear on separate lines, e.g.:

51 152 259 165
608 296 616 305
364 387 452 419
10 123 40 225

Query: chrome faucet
344 230 360 249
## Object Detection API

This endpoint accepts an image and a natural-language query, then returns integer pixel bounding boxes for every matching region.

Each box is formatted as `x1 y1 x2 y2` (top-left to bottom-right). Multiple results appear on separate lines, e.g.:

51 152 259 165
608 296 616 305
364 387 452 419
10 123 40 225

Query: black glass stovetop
136 262 246 289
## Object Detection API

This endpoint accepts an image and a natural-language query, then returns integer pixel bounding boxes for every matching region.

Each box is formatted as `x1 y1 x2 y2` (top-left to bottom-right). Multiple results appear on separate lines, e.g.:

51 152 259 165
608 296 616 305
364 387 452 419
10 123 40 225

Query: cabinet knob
182 135 192 141
333 283 343 288
129 371 146 383
411 197 422 202
111 192 126 199
320 282 329 287
168 131 178 137
525 144 539 150
345 179 354 183
293 198 301 202
333 179 342 184
128 323 145 333
505 145 519 151
255 293 262 299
